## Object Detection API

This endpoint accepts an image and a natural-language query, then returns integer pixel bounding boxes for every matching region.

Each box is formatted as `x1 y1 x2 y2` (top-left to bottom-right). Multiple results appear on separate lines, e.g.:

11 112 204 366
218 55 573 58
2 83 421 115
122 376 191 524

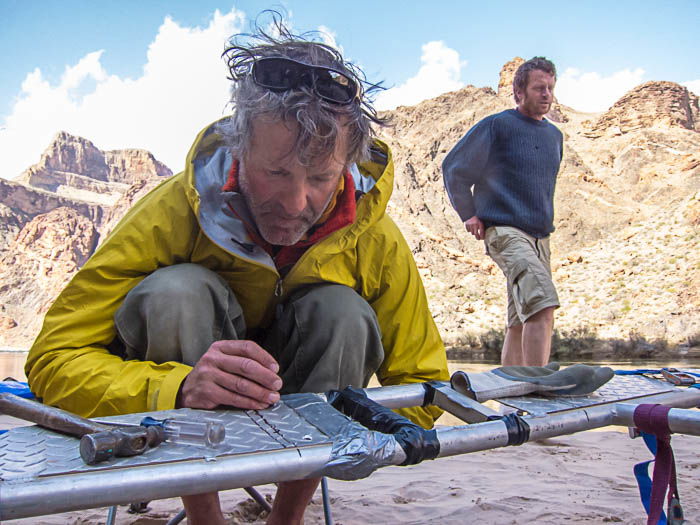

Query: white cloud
317 25 344 55
555 67 646 113
374 41 465 111
1 9 245 180
683 79 700 96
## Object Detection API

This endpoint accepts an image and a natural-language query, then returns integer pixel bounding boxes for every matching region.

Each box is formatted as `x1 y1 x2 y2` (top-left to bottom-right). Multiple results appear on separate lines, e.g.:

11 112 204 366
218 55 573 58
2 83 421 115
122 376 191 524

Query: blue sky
1 0 698 179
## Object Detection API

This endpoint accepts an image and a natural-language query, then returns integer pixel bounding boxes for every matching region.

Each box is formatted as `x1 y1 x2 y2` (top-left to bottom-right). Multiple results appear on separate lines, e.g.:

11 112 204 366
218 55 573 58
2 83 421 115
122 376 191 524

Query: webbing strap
635 456 664 525
633 404 679 525
634 432 666 525
614 369 700 379
615 369 663 375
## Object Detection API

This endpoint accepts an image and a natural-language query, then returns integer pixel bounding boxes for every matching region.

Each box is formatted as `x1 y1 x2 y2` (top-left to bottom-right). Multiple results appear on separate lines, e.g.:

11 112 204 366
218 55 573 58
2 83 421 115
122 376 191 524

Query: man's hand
177 340 282 410
464 215 485 240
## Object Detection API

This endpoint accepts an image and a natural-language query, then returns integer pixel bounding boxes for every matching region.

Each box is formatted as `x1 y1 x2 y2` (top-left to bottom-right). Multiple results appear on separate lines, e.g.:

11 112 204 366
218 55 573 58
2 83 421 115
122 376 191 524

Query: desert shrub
551 325 599 360
478 328 504 361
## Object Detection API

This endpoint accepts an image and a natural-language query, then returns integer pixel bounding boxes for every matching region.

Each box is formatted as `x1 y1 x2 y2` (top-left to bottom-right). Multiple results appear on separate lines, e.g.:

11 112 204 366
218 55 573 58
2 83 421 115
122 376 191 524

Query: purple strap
633 404 678 525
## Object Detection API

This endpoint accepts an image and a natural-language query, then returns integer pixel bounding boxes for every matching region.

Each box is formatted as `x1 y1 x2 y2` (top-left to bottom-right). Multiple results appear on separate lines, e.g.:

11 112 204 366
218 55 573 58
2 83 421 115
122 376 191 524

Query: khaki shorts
484 226 559 327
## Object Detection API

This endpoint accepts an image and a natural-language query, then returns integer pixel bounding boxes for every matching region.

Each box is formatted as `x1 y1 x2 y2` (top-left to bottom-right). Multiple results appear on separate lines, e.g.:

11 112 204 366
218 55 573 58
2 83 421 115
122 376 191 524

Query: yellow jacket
26 121 448 428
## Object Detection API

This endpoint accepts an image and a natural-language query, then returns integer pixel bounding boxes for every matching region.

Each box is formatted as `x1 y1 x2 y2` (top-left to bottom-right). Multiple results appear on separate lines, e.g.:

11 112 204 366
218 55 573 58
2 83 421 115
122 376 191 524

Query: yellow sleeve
359 216 449 429
26 174 198 417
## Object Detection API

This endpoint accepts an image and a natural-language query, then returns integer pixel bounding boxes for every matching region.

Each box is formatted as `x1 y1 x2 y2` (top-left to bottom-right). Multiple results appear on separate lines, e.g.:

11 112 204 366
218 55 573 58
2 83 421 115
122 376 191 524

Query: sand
4 428 699 525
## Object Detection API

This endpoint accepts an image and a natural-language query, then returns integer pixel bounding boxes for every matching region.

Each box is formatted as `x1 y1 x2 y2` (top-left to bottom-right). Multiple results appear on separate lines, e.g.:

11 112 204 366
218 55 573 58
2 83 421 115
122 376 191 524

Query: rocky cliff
16 132 171 206
1 65 698 359
586 81 700 137
0 178 103 260
0 207 99 344
0 132 172 346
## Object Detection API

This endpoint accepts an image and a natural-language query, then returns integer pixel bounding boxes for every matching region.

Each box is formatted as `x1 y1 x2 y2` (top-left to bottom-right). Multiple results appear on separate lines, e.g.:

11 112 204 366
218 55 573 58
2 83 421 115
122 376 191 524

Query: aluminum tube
430 383 499 423
435 408 614 458
432 408 616 458
435 390 700 459
613 403 700 436
321 477 334 525
0 444 332 521
620 389 700 410
362 382 451 409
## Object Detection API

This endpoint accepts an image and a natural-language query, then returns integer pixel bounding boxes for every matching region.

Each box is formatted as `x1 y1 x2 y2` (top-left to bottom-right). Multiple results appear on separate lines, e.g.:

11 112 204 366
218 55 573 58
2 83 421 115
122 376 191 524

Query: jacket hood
181 118 395 267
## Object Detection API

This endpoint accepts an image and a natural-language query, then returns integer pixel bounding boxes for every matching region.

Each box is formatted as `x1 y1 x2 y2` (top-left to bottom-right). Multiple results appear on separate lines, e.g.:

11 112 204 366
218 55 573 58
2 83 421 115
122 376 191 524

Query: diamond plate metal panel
0 395 330 482
499 374 676 415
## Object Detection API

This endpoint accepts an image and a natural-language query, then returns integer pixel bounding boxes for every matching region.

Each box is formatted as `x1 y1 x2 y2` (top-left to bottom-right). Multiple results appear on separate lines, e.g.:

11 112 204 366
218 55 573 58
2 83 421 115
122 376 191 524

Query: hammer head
80 426 165 465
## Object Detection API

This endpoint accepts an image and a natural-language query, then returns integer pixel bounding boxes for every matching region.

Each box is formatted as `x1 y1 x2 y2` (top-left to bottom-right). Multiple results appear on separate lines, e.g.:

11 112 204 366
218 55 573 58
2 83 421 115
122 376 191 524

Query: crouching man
26 19 448 525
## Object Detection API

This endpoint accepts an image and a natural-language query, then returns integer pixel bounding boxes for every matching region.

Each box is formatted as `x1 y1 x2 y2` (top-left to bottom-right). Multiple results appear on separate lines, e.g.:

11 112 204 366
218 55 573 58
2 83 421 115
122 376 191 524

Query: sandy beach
4 427 698 525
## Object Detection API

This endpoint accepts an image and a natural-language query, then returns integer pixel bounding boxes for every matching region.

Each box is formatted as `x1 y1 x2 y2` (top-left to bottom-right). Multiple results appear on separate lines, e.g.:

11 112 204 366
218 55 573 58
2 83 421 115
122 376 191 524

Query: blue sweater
442 109 563 238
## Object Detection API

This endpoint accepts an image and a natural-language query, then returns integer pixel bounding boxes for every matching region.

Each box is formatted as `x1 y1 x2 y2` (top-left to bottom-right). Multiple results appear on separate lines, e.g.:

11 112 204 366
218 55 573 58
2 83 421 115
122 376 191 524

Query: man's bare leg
521 307 555 366
501 324 524 365
182 492 226 525
267 478 321 525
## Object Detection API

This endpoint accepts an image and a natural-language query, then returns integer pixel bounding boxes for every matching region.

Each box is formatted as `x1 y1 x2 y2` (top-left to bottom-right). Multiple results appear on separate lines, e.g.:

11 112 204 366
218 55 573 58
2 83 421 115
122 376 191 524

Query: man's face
516 69 556 120
239 118 349 246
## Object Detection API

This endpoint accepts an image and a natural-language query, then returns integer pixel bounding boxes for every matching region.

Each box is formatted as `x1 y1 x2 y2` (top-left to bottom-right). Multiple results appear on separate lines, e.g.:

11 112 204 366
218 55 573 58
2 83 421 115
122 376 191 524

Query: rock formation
1 64 698 358
0 133 172 346
103 149 173 185
16 131 171 206
20 131 111 182
497 57 524 100
0 207 99 345
0 178 103 262
586 81 700 137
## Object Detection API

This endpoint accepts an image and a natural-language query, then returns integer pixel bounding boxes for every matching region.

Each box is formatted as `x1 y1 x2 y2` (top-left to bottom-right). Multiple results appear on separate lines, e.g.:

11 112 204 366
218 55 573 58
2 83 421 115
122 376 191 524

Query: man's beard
238 171 330 246
524 95 551 117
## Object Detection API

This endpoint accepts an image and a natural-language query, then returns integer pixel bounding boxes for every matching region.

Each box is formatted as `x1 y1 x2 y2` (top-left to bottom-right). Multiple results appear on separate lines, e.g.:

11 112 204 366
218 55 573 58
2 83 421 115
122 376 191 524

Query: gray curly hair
219 13 386 166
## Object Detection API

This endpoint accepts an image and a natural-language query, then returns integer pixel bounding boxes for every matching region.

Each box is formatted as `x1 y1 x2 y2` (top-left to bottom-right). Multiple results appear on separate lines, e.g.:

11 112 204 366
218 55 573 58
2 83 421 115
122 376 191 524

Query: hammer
0 393 164 464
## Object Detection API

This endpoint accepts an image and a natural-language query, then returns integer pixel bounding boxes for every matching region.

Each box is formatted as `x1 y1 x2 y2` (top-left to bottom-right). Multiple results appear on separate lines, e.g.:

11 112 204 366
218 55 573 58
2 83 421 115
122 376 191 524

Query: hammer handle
0 393 109 437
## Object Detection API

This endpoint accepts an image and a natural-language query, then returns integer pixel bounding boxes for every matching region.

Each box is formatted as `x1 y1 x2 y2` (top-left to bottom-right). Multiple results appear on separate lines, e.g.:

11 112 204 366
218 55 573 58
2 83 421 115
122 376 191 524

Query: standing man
442 57 563 367
26 19 448 525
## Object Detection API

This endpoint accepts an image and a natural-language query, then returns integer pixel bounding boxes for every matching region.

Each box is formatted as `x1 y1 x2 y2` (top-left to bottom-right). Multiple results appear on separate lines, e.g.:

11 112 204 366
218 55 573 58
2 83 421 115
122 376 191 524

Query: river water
2 350 698 382
1 352 28 381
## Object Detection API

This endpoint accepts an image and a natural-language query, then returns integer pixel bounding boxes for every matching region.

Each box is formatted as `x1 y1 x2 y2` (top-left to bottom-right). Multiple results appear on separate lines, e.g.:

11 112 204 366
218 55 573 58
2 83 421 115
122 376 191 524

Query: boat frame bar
1 381 699 520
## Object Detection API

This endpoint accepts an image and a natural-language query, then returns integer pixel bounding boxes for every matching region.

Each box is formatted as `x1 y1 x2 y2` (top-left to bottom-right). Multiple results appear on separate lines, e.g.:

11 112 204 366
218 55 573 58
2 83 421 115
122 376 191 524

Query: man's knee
274 284 384 391
525 306 555 324
291 284 378 332
115 264 244 364
133 264 229 303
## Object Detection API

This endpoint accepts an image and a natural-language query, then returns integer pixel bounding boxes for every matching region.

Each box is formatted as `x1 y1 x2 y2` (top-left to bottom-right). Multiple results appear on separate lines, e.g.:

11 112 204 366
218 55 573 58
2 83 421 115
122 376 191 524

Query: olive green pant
113 264 384 394
484 226 560 327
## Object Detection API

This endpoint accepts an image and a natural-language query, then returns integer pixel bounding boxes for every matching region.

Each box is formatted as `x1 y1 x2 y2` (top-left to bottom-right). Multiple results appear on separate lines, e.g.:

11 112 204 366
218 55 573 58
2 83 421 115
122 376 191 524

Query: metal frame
1 376 699 521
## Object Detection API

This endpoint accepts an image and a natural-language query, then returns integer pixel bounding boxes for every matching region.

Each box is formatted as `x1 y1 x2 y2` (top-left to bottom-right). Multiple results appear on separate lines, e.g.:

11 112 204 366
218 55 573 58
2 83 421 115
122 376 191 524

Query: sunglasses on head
251 57 360 105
